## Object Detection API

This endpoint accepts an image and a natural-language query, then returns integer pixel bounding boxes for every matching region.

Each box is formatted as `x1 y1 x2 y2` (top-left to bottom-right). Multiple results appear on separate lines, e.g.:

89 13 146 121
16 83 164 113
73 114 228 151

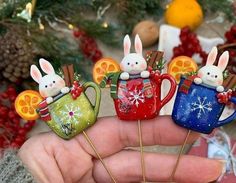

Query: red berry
180 26 190 36
1 93 8 99
231 25 236 34
14 136 25 144
92 50 102 62
73 30 83 38
229 50 236 57
18 128 27 135
225 31 234 43
180 34 187 43
13 118 20 125
0 137 5 148
195 45 202 53
10 142 19 148
10 96 16 102
8 111 16 119
173 47 181 56
0 106 9 118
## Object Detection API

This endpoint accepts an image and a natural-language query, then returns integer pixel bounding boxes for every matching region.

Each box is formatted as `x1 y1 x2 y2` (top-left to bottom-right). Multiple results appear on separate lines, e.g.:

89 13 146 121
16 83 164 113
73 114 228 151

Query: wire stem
169 130 191 182
138 120 146 183
82 131 117 183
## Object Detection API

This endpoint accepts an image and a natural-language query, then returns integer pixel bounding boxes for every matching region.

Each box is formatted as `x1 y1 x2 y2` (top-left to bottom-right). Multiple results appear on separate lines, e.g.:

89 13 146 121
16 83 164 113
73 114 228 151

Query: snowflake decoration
128 87 144 107
191 97 213 119
60 104 82 122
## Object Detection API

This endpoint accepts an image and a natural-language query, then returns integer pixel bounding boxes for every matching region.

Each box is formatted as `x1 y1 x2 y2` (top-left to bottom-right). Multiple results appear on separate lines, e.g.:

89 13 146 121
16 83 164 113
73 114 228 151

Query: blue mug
172 77 236 134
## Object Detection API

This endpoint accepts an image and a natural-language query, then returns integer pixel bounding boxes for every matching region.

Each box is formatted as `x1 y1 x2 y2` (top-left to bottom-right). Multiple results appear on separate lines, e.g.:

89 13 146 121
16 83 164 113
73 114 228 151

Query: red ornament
217 89 233 104
70 81 83 100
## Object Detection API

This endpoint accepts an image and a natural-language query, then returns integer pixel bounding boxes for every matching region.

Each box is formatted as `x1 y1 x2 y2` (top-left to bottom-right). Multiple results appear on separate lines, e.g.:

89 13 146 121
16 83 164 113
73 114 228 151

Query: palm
19 116 223 183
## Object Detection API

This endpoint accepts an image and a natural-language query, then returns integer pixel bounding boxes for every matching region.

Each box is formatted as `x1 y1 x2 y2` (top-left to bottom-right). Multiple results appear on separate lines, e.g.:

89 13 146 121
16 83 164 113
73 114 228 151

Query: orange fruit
93 57 120 85
15 90 43 120
168 56 198 83
165 0 203 30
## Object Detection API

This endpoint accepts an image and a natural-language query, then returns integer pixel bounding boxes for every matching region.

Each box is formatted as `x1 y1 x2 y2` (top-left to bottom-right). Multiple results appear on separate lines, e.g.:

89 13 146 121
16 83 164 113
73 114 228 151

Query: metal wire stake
169 130 191 182
138 120 146 183
83 131 117 183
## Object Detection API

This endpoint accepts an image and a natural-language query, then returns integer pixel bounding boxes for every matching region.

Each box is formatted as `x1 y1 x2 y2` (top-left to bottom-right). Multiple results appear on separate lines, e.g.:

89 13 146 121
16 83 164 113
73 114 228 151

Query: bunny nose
49 84 53 87
211 75 214 78
131 64 134 67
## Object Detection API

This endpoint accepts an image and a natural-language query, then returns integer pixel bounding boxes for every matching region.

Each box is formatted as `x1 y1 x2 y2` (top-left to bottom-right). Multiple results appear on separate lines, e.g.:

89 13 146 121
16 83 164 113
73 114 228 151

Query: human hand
18 116 223 183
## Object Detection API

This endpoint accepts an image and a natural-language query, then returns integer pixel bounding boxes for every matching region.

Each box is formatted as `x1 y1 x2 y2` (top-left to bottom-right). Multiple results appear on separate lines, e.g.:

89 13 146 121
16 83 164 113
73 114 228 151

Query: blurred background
1 0 236 160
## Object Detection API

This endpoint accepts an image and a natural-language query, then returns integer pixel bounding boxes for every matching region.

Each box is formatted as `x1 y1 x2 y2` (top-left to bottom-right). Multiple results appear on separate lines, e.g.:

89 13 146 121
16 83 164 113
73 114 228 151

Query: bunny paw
216 86 224 92
194 78 202 85
61 87 70 94
141 71 150 78
120 72 129 80
46 97 53 104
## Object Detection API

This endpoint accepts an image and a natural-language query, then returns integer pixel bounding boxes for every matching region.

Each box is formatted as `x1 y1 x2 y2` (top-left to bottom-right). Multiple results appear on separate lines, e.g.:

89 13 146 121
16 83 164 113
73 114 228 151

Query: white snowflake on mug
60 104 82 122
128 87 144 107
191 97 213 119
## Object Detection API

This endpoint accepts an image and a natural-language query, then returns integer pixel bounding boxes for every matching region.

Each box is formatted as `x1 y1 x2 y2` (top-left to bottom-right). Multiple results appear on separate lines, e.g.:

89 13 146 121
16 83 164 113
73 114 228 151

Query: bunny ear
134 34 143 55
39 58 55 74
123 34 131 56
30 65 42 83
206 46 218 65
218 51 229 71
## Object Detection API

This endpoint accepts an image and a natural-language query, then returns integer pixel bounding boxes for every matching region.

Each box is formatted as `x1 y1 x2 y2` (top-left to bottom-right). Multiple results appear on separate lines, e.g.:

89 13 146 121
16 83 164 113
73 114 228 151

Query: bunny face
197 47 229 87
30 58 66 98
197 65 223 87
120 53 147 74
39 74 65 98
120 34 147 74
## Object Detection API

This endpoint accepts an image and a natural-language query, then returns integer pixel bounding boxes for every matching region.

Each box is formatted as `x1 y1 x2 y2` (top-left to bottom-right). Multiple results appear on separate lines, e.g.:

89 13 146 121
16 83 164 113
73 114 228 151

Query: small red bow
71 81 83 100
217 89 232 104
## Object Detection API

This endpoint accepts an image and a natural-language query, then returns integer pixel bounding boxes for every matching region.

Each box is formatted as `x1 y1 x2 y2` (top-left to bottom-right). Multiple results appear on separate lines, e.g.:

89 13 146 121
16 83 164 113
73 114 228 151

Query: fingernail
215 160 227 182
217 159 227 174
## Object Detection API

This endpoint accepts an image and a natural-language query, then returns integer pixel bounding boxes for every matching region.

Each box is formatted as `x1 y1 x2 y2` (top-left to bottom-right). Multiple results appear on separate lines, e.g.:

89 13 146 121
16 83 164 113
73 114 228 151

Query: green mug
45 82 101 140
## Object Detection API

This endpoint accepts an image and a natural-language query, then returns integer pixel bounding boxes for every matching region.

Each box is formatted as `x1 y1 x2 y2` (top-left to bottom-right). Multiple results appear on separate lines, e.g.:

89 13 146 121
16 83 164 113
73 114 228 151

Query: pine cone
0 27 35 83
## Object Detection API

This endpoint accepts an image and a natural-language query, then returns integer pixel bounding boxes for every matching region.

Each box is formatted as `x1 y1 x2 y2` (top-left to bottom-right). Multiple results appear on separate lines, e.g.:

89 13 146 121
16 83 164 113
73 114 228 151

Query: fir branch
77 19 121 46
116 0 164 33
198 0 236 22
21 24 93 80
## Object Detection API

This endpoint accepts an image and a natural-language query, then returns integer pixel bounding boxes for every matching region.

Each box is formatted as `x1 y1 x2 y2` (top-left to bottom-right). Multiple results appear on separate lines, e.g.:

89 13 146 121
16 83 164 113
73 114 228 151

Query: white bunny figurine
119 34 150 80
194 47 229 92
30 58 70 104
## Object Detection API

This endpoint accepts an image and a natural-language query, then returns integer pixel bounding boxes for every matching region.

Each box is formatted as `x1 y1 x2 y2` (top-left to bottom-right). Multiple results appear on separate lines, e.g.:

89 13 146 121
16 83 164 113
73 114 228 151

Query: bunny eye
135 62 138 64
127 62 130 65
53 81 55 83
45 85 48 88
207 72 210 75
215 75 218 78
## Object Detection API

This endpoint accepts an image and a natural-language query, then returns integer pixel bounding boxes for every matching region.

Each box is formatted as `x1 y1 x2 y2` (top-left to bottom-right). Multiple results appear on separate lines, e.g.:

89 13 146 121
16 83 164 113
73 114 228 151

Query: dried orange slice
15 90 43 120
168 56 198 83
93 57 120 85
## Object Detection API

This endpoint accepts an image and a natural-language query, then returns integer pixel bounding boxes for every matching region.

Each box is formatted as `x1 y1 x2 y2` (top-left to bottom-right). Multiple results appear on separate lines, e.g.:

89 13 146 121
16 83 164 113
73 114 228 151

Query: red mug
113 72 176 120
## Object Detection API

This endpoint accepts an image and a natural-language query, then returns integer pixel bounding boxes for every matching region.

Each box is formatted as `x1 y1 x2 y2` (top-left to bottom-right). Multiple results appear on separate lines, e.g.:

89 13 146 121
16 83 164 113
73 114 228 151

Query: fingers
77 116 199 157
93 151 223 183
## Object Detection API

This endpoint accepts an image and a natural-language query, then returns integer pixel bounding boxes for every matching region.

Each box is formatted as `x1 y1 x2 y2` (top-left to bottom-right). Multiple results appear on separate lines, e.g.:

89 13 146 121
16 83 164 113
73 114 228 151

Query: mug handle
83 82 101 118
216 96 236 127
159 74 177 109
